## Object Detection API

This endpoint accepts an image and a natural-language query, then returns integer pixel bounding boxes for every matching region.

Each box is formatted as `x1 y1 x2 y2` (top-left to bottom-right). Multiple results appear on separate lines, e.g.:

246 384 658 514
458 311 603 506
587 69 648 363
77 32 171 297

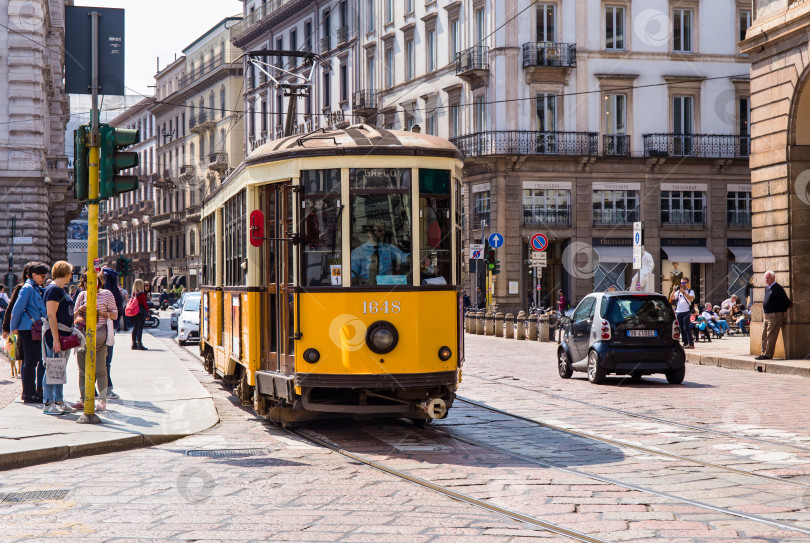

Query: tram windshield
349 168 413 286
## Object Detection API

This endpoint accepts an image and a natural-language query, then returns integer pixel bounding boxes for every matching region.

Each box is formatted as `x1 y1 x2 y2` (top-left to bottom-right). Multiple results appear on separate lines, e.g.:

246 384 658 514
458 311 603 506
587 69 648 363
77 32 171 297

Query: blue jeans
676 311 693 346
715 319 730 334
42 344 65 404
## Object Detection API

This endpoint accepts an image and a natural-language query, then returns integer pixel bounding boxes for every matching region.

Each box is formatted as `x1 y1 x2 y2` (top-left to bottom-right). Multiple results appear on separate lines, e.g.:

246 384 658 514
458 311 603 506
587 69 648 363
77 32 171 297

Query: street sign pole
79 10 101 425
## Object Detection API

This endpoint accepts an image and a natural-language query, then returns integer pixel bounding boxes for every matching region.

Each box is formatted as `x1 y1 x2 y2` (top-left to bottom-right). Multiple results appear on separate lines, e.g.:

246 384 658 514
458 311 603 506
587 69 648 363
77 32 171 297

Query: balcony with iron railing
456 46 489 77
593 207 639 225
337 26 349 44
661 207 706 226
727 210 752 227
352 90 377 113
473 210 490 226
450 130 598 158
230 0 310 47
523 206 571 226
644 134 751 158
522 42 577 68
320 35 331 53
602 134 631 157
179 51 225 89
208 151 228 172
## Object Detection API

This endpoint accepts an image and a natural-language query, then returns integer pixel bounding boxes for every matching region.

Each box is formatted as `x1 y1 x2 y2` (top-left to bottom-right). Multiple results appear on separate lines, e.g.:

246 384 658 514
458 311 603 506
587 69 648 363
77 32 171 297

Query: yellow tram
199 125 464 424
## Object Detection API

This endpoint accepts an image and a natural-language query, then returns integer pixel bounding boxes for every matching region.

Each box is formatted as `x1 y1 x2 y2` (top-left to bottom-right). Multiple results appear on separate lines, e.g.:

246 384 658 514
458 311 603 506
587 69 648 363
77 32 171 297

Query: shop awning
662 246 716 263
176 275 186 287
593 246 633 264
728 246 752 263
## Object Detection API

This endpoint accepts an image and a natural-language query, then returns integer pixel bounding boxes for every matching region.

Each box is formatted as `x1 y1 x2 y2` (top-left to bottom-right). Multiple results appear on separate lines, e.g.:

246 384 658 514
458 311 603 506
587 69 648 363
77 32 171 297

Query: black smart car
557 292 686 384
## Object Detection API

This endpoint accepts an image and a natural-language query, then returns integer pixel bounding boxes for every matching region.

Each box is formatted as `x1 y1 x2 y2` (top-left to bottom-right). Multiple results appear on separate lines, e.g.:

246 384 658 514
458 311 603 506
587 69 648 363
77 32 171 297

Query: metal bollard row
465 310 556 343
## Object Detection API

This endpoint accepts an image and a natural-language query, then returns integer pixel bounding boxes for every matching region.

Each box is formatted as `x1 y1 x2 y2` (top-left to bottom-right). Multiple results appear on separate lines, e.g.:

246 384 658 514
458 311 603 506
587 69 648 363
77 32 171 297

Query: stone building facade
740 0 810 358
0 0 76 283
99 97 158 292
235 0 753 313
149 57 188 292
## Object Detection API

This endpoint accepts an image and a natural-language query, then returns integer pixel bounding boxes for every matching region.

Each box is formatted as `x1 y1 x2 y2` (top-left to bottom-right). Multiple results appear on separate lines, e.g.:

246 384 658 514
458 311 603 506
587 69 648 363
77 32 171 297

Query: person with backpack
10 262 49 403
3 263 33 384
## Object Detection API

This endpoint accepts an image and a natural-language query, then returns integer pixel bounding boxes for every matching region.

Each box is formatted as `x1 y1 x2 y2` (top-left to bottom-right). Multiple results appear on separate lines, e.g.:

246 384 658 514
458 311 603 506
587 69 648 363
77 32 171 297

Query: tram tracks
466 372 810 455
178 343 810 538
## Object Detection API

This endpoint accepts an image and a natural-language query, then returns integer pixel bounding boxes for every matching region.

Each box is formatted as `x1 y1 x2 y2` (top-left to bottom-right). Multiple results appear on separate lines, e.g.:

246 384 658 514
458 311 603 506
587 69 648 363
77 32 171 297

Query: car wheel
630 371 643 382
557 348 573 379
666 367 685 384
587 350 606 384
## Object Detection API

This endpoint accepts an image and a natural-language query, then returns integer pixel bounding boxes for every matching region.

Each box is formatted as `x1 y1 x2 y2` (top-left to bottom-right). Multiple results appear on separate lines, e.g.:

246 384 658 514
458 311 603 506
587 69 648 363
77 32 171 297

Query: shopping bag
45 356 67 385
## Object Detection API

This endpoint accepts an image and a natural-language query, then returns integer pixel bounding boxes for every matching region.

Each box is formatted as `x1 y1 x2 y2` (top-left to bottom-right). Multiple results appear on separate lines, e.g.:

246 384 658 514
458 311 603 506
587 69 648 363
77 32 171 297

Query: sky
74 0 243 97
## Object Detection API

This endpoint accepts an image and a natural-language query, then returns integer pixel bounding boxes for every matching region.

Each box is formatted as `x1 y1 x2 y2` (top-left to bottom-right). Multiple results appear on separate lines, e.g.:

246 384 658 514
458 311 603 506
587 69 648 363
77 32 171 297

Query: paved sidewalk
0 331 218 470
685 333 810 377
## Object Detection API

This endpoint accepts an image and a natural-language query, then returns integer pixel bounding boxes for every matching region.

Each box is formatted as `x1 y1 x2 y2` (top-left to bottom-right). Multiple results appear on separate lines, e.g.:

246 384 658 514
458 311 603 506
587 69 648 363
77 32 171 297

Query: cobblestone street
2 330 810 542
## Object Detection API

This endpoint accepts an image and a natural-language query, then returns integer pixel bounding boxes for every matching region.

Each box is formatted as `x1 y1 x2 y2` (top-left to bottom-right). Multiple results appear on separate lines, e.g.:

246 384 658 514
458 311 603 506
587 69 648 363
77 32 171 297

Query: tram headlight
365 321 399 354
438 346 452 361
303 348 320 364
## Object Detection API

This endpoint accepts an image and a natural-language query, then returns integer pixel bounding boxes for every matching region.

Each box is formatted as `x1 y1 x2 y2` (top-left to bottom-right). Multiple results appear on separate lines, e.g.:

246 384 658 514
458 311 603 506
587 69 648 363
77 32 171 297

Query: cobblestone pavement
2 325 810 542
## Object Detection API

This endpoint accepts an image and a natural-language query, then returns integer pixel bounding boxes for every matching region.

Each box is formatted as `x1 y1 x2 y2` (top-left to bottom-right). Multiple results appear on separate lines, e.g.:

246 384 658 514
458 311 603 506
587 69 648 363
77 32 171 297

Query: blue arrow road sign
488 232 504 248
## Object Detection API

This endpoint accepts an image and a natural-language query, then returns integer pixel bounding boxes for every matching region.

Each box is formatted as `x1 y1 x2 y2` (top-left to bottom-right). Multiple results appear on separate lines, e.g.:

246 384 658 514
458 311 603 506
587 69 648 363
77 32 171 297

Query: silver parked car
170 291 194 330
177 292 201 345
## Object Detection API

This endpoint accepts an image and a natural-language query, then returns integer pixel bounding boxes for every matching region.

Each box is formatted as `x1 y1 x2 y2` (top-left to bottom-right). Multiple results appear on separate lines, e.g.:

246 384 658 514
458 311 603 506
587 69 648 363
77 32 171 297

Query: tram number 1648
362 301 402 314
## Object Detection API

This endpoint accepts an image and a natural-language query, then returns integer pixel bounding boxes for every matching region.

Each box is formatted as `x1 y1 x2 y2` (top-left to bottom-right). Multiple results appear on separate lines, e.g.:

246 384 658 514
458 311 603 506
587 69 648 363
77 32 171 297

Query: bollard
516 310 526 340
538 315 550 342
484 312 494 335
464 311 472 332
494 312 504 337
504 313 514 338
527 314 538 341
476 311 485 335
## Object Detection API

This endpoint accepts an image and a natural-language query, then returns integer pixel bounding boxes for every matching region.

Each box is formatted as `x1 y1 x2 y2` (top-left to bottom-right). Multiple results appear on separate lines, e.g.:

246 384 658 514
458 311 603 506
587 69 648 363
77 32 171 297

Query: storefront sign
661 238 707 247
592 238 633 246
727 184 752 192
660 183 708 192
471 182 490 193
727 238 752 247
593 182 641 191
522 181 572 190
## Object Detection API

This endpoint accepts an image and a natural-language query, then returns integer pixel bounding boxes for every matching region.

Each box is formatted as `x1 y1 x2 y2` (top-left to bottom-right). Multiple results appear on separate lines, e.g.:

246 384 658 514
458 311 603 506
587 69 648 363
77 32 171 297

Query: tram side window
349 168 412 286
301 169 342 286
419 169 452 285
224 190 247 286
201 214 216 285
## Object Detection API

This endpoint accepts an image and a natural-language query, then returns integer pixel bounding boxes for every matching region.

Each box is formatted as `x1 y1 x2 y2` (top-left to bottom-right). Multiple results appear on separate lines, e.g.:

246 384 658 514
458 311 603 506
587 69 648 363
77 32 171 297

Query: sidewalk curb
686 353 810 378
0 433 185 472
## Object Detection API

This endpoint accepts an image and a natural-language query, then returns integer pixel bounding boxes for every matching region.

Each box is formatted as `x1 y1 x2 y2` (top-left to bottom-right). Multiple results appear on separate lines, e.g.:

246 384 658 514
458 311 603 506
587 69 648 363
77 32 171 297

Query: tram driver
351 223 410 285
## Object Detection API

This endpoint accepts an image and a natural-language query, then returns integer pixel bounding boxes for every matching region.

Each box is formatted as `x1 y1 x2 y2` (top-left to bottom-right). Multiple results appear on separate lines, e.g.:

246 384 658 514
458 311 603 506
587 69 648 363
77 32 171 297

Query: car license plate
627 330 657 337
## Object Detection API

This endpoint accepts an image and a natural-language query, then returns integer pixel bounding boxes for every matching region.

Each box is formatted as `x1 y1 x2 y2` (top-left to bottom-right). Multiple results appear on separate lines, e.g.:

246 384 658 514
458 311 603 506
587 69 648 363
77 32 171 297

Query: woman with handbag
129 279 149 350
42 261 80 415
71 272 118 411
9 262 49 403
3 263 32 382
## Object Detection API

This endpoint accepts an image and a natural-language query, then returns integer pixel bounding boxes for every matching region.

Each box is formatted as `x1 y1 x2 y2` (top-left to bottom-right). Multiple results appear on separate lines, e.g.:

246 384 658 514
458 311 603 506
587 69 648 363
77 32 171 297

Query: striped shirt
75 289 118 330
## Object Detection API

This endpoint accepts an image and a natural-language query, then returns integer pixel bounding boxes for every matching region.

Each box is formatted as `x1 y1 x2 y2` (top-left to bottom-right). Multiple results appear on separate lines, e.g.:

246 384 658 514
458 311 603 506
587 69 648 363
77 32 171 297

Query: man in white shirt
670 277 695 349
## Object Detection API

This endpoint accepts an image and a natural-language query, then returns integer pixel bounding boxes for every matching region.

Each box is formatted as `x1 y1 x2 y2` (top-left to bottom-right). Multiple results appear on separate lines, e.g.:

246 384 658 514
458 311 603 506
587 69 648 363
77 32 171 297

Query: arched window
189 142 195 163
190 230 196 255
189 104 195 125
209 92 215 118
220 40 225 60
199 98 204 122
199 137 204 159
209 131 215 153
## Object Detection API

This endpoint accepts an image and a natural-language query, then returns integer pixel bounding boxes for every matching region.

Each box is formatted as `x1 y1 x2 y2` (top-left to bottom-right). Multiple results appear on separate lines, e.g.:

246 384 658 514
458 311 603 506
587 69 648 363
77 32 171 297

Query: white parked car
176 292 201 345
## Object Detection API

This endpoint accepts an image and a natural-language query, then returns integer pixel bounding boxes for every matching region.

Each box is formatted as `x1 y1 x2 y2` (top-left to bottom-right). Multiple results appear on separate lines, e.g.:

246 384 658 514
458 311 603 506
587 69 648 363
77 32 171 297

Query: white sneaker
96 400 107 411
43 403 64 415
57 401 77 413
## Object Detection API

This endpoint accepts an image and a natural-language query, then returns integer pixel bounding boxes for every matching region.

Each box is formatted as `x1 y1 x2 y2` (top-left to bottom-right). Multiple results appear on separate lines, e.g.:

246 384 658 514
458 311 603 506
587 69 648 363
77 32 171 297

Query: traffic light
99 124 140 199
73 124 89 200
493 260 501 275
123 258 132 276
487 250 496 271
116 256 125 274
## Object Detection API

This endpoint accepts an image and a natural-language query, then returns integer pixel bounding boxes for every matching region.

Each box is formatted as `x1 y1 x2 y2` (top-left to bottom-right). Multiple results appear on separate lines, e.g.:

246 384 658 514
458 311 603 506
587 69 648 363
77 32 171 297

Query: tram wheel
236 370 254 406
203 350 214 374
410 418 432 427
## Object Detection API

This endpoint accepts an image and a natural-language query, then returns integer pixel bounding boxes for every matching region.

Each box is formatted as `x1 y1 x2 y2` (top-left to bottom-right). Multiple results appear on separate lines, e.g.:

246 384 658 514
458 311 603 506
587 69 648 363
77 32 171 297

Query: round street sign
530 233 549 252
488 232 504 248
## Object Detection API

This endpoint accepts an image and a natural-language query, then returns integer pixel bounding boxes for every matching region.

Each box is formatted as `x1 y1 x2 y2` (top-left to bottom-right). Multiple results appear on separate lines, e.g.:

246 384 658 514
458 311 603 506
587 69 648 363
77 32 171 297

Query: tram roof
244 124 463 165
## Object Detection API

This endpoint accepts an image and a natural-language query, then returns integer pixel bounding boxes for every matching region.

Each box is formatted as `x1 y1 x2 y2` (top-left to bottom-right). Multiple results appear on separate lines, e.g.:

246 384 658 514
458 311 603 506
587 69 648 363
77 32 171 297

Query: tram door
261 182 297 375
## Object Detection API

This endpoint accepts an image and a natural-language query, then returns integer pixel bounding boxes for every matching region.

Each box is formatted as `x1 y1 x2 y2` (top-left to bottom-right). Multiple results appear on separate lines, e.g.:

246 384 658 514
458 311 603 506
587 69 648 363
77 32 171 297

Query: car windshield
184 298 200 312
602 296 673 325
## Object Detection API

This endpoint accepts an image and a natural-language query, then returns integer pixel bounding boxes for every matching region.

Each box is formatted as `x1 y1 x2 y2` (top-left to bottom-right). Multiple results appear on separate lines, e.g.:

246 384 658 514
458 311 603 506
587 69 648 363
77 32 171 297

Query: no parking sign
530 233 549 252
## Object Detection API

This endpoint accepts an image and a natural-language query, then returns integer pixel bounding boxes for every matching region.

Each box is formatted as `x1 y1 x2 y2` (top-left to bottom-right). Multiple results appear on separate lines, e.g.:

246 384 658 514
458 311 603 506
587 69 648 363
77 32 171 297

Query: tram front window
419 169 452 285
350 168 412 286
301 169 342 286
